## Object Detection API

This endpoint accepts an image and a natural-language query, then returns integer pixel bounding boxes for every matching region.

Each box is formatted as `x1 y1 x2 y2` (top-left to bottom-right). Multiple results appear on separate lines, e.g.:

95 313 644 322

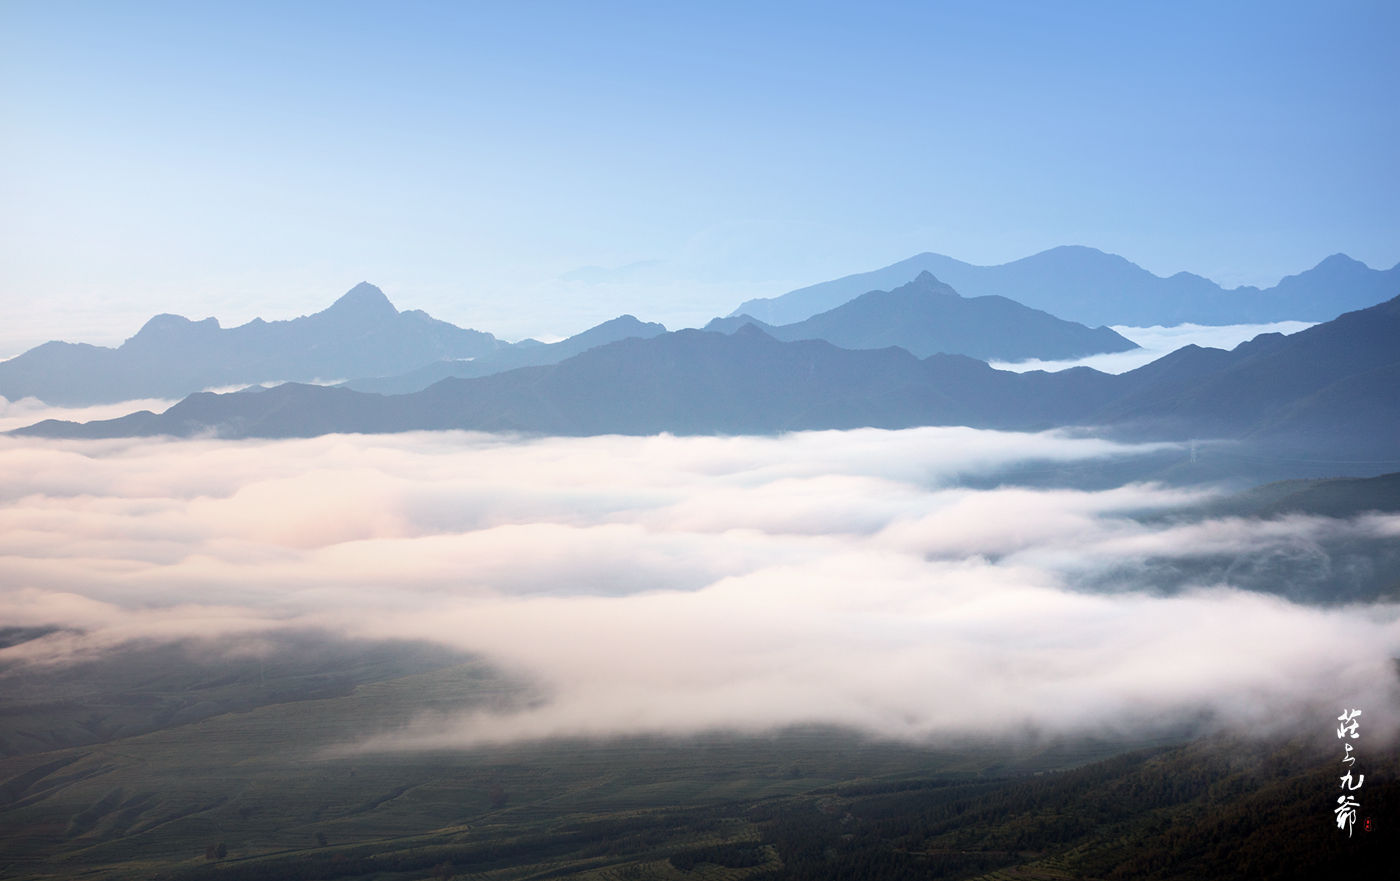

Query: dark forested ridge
741 735 1398 881
5 699 1390 881
5 621 1394 879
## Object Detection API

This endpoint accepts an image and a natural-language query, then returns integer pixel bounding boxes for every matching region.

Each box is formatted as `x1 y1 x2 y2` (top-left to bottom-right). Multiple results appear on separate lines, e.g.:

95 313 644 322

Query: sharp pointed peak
595 313 644 327
892 270 959 296
1314 253 1365 269
732 321 774 339
326 282 398 318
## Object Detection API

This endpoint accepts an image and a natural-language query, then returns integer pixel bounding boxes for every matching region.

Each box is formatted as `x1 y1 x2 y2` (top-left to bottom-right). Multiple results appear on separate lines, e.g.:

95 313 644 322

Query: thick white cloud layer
0 395 181 433
989 321 1316 374
1 427 1396 749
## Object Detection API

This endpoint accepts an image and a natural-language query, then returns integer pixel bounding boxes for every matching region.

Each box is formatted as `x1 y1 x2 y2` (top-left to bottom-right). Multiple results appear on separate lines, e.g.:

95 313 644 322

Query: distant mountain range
1 269 1141 406
342 315 667 395
732 247 1400 327
0 283 502 406
705 270 1136 361
6 246 1397 415
20 293 1399 474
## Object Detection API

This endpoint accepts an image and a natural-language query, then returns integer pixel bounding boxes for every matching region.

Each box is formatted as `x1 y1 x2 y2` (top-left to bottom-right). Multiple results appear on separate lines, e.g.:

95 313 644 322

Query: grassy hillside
2 635 1391 880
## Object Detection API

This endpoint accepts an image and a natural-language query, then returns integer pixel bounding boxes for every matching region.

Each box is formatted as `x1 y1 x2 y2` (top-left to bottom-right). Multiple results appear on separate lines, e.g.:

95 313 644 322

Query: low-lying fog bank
2 427 1396 751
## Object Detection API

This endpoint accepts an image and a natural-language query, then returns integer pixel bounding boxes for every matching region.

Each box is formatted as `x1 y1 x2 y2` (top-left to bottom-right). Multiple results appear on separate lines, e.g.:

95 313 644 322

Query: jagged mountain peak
896 270 960 296
324 282 398 320
126 313 220 346
732 321 776 340
0 281 502 406
1316 252 1363 268
595 314 652 330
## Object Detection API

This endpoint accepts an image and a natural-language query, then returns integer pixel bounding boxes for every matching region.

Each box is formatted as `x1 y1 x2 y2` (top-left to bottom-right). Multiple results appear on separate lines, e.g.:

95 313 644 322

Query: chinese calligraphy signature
1334 708 1363 837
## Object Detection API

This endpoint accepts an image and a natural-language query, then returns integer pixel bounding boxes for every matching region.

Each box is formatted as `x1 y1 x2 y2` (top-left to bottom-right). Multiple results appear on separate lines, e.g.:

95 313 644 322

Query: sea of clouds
2 426 1396 750
990 320 1317 374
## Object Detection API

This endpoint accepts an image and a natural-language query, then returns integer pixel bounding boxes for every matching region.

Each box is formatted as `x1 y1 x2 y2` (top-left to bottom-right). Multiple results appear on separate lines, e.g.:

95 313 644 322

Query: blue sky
2 0 1397 350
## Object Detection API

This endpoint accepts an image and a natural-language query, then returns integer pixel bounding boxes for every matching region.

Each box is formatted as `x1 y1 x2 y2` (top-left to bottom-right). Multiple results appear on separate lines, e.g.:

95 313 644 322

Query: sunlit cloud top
3 427 1396 748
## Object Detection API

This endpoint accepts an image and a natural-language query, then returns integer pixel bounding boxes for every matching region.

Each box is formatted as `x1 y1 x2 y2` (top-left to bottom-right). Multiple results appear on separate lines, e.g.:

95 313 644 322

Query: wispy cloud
0 395 180 433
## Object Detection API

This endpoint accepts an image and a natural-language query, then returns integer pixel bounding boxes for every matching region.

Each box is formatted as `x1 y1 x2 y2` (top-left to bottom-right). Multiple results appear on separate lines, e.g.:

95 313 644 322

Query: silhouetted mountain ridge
0 283 503 406
343 314 667 395
19 294 1399 480
324 280 400 321
706 271 1136 360
733 246 1400 326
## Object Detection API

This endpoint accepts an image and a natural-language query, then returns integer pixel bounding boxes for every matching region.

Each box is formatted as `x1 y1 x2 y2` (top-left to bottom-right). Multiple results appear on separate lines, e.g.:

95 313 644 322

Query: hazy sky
3 1 1397 350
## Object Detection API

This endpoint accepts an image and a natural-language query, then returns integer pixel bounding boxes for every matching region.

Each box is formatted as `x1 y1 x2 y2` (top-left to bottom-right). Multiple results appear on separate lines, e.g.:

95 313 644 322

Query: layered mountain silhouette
0 283 503 406
342 314 667 395
19 294 1399 472
733 247 1400 327
3 270 1143 407
704 271 1136 361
